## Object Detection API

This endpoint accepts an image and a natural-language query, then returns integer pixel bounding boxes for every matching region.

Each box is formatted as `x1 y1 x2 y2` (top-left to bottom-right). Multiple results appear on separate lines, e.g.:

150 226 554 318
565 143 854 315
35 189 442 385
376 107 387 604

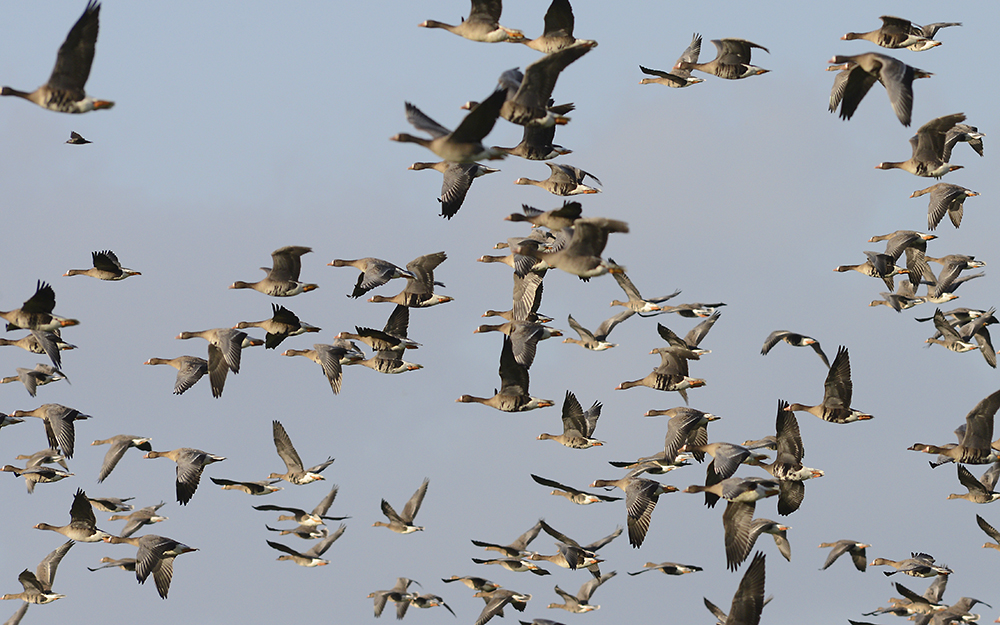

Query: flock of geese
0 1 997 625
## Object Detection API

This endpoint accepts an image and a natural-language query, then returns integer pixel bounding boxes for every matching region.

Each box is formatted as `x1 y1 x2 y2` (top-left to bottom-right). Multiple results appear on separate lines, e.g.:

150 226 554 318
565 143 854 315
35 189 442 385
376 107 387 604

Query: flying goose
639 33 705 87
229 246 318 296
63 250 139 280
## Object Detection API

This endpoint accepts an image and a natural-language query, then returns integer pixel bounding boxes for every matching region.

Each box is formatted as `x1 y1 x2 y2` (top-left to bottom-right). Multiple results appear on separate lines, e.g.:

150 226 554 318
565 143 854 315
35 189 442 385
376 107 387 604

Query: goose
760 331 830 367
472 557 550 575
628 562 702 576
107 502 168 538
63 250 139 280
492 123 571 160
506 200 582 230
674 38 769 79
86 557 136 572
338 305 419 355
841 16 941 49
86 496 133 513
373 477 428 533
1 1 113 113
235 304 320 350
268 420 334 484
924 307 992 363
659 302 726 318
369 577 422 619
266 525 346 567
514 162 600 196
910 183 979 230
679 442 769 508
909 389 1000 464
34 488 110 542
143 356 208 395
473 589 532 625
441 576 500 592
562 311 633 351
786 346 873 423
754 400 824 515
870 553 952 577
533 521 620 576
946 464 1000 503
529 474 621 504
0 364 67 397
0 330 75 370
174 328 248 398
457 337 554 412
656 313 719 355
475 320 560 369
704 552 766 625
409 594 456 617
493 41 596 127
368 252 452 307
819 540 871 571
408 161 499 219
91 435 153 482
943 123 985 161
828 53 930 126
639 33 705 87
589 470 678 547
520 0 594 53
645 407 721 464
209 477 282 496
977 515 1000 551
515 217 627 279
616 348 706 403
143 448 226 505
229 246 317 296
282 344 362 394
0 282 79 332
66 130 90 144
15 448 67 471
834 251 907 291
537 391 603 448
12 403 91 458
868 230 936 288
255 484 347 529
610 266 681 313
391 89 507 163
419 0 524 43
0 540 72 606
102 534 198 598
547 571 615 613
472 520 543 557
1 465 73 494
876 113 966 176
328 257 415 299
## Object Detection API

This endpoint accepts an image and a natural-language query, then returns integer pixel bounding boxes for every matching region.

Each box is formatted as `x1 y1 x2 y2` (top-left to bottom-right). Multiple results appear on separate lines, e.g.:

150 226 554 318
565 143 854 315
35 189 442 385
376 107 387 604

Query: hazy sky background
1 1 998 623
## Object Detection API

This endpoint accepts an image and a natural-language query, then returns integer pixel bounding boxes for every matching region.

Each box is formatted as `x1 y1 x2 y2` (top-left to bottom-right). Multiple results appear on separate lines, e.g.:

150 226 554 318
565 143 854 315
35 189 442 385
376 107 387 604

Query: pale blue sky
1 1 997 623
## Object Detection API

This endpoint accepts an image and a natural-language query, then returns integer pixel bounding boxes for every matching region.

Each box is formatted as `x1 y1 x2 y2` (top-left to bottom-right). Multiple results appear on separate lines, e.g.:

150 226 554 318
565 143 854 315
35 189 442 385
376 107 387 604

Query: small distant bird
374 478 429 533
547 571 616 612
537 391 603 448
210 477 282 496
66 131 90 144
1 1 114 113
785 346 873 423
628 561 702 576
268 420 334 485
530 474 621 505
